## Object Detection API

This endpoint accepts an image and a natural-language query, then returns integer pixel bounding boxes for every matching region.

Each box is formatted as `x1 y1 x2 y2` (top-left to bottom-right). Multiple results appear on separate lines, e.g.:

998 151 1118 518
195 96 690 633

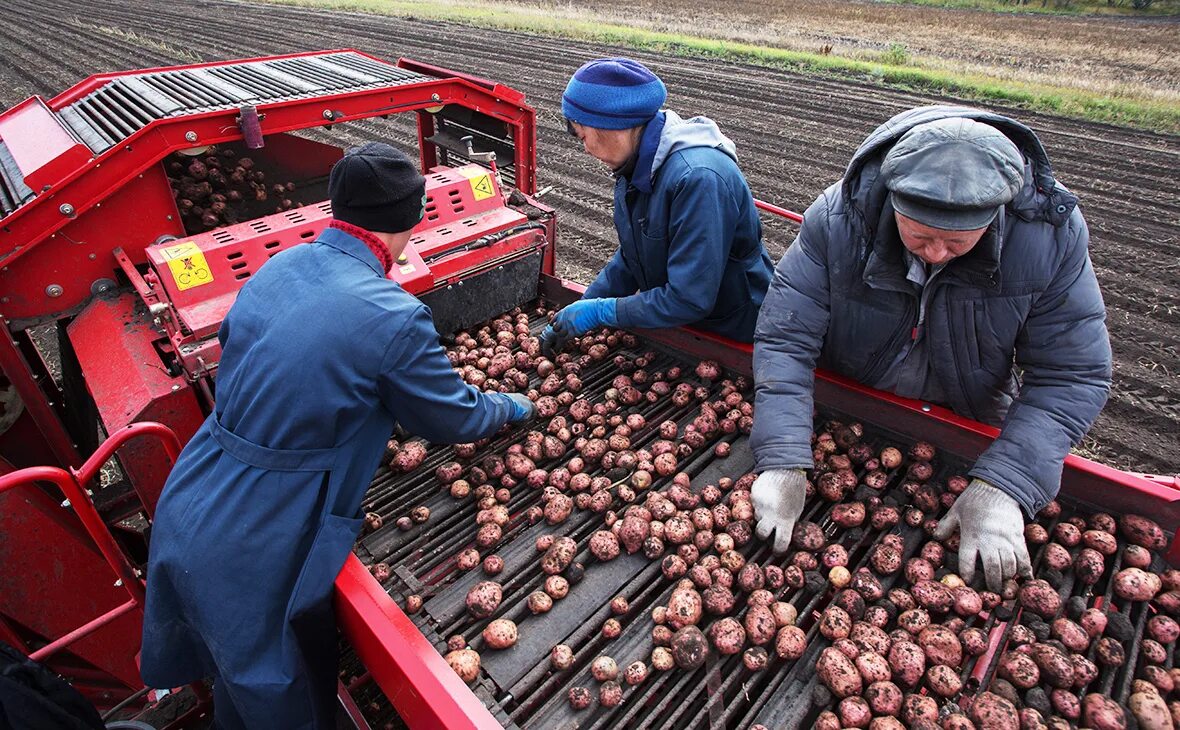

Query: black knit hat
329 142 427 233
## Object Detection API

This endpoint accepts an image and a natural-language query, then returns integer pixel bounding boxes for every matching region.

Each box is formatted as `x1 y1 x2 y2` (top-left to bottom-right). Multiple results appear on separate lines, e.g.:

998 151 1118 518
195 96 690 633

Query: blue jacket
141 227 515 728
584 111 773 342
751 106 1112 516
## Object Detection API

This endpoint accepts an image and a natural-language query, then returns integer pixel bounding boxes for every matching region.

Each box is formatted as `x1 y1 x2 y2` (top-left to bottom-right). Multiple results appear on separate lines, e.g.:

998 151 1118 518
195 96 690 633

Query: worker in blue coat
140 142 535 729
541 58 773 356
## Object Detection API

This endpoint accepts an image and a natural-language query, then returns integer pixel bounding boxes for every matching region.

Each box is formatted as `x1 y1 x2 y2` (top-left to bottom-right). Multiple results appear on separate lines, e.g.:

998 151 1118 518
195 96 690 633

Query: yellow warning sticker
461 166 496 201
159 241 214 291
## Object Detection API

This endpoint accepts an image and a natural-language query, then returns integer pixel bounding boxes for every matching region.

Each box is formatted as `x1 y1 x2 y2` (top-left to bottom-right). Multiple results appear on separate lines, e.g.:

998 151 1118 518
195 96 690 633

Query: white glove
752 469 807 554
934 479 1032 592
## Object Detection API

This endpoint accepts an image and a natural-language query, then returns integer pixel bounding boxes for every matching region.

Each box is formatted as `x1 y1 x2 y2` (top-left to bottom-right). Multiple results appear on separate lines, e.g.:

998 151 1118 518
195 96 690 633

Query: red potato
445 648 481 683
1119 514 1167 550
590 530 621 561
817 646 863 698
667 587 703 628
820 606 853 640
465 581 502 619
1114 568 1162 602
775 625 807 660
1018 579 1062 618
671 626 709 670
911 580 954 614
482 619 517 649
865 680 903 717
968 691 1020 730
708 617 747 655
591 655 618 681
744 606 777 647
917 625 961 667
888 641 926 688
1029 644 1075 688
624 661 648 686
651 647 675 671
926 664 963 698
1128 691 1172 730
527 591 553 614
855 651 892 684
544 575 570 600
902 693 939 725
838 696 873 728
550 644 574 670
541 537 577 575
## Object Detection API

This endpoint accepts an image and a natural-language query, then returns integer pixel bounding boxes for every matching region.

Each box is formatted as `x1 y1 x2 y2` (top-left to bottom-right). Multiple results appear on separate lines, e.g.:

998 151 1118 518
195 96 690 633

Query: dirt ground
443 0 1180 106
0 0 1176 475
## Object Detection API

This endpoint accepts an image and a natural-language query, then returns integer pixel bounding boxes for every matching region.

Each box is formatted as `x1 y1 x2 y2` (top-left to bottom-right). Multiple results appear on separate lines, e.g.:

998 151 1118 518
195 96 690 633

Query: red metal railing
0 422 181 662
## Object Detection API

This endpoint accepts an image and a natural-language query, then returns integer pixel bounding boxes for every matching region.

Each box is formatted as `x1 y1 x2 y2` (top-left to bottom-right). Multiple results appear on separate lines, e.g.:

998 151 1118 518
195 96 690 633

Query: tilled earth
1 0 1176 474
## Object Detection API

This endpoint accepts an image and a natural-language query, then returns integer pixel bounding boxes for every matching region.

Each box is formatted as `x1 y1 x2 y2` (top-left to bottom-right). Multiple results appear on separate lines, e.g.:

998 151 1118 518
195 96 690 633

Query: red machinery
1 51 1178 728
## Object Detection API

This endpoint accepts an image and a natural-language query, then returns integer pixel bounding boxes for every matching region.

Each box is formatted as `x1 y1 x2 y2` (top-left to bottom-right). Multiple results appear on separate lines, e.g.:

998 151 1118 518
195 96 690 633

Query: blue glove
504 393 536 422
552 298 618 337
539 325 567 360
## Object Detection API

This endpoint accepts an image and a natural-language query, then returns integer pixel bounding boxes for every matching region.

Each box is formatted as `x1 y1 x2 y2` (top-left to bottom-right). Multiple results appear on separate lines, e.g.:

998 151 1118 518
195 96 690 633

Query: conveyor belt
0 140 35 216
57 52 431 154
341 304 1171 729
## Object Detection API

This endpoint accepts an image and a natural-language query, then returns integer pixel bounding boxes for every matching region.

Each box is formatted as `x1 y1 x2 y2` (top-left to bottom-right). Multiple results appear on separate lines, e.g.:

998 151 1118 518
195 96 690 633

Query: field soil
0 0 1176 474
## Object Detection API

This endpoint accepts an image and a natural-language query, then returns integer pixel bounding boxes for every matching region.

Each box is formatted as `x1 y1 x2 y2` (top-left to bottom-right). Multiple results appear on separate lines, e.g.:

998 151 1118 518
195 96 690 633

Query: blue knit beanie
562 58 667 130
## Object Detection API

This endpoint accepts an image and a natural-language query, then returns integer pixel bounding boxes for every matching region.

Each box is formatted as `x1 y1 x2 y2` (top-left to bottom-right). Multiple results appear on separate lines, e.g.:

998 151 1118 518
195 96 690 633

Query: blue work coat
583 111 773 342
140 226 515 728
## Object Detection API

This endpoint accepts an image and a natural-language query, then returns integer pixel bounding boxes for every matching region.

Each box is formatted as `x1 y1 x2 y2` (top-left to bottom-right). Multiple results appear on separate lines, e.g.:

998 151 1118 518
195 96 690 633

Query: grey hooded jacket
750 106 1112 515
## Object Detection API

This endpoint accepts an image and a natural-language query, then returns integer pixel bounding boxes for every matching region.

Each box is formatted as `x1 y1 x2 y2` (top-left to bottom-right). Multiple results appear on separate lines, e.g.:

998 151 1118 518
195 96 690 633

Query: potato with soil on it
708 617 747 655
1018 579 1062 618
1082 693 1127 730
925 664 962 698
541 536 577 575
864 680 903 717
817 646 863 698
589 530 621 561
1119 514 1167 551
887 641 925 688
855 651 891 684
568 686 592 710
1128 691 1173 730
550 644 574 670
968 691 1020 730
775 625 807 660
482 619 517 649
445 648 481 683
1114 567 1162 602
671 626 709 670
465 581 502 619
997 651 1040 689
743 605 777 647
837 696 873 728
667 587 703 628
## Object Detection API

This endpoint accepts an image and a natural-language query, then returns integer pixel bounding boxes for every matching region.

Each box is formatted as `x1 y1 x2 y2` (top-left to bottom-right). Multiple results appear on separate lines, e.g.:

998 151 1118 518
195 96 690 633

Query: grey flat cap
881 117 1025 231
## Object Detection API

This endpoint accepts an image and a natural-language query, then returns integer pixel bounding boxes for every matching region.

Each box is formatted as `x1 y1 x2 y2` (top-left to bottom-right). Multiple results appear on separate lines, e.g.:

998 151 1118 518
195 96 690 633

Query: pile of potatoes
374 311 1178 727
166 148 300 233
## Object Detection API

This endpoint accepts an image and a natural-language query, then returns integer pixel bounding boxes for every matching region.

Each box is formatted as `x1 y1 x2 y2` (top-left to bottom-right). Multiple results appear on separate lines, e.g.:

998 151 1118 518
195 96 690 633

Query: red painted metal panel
0 97 91 192
68 294 203 513
334 554 502 730
0 164 183 327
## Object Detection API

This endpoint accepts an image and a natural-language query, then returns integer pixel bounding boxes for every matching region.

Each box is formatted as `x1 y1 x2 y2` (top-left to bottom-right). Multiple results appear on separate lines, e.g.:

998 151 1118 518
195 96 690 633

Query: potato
671 626 709 669
550 644 574 670
820 605 853 641
792 521 826 550
1114 567 1162 602
902 693 939 725
465 581 503 619
771 601 797 628
1018 579 1062 618
925 664 962 697
1050 689 1080 721
1119 514 1167 550
865 680 903 717
744 606 777 647
911 580 954 614
1096 636 1126 667
708 617 746 655
1080 608 1107 638
855 651 891 683
917 625 962 667
888 641 926 688
817 646 863 698
850 622 891 655
1051 618 1090 653
445 648 481 683
1029 644 1074 689
589 530 621 561
482 618 517 649
960 627 989 657
775 625 806 660
1129 691 1173 730
541 536 577 575
968 691 1020 730
1074 547 1106 584
838 696 873 728
1148 615 1180 644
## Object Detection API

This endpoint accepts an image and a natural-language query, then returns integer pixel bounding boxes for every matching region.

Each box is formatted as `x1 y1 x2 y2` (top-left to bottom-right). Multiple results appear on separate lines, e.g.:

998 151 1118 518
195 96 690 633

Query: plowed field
1 0 1176 474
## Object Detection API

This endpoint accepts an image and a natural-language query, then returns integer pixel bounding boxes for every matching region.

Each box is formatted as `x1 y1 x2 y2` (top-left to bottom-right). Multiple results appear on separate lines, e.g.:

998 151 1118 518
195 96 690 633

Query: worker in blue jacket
541 58 773 355
140 142 535 729
750 109 1112 592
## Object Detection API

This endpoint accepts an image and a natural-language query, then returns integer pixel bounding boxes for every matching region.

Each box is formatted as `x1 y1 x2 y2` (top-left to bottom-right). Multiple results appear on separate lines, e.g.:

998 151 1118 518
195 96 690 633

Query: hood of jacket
630 110 738 193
